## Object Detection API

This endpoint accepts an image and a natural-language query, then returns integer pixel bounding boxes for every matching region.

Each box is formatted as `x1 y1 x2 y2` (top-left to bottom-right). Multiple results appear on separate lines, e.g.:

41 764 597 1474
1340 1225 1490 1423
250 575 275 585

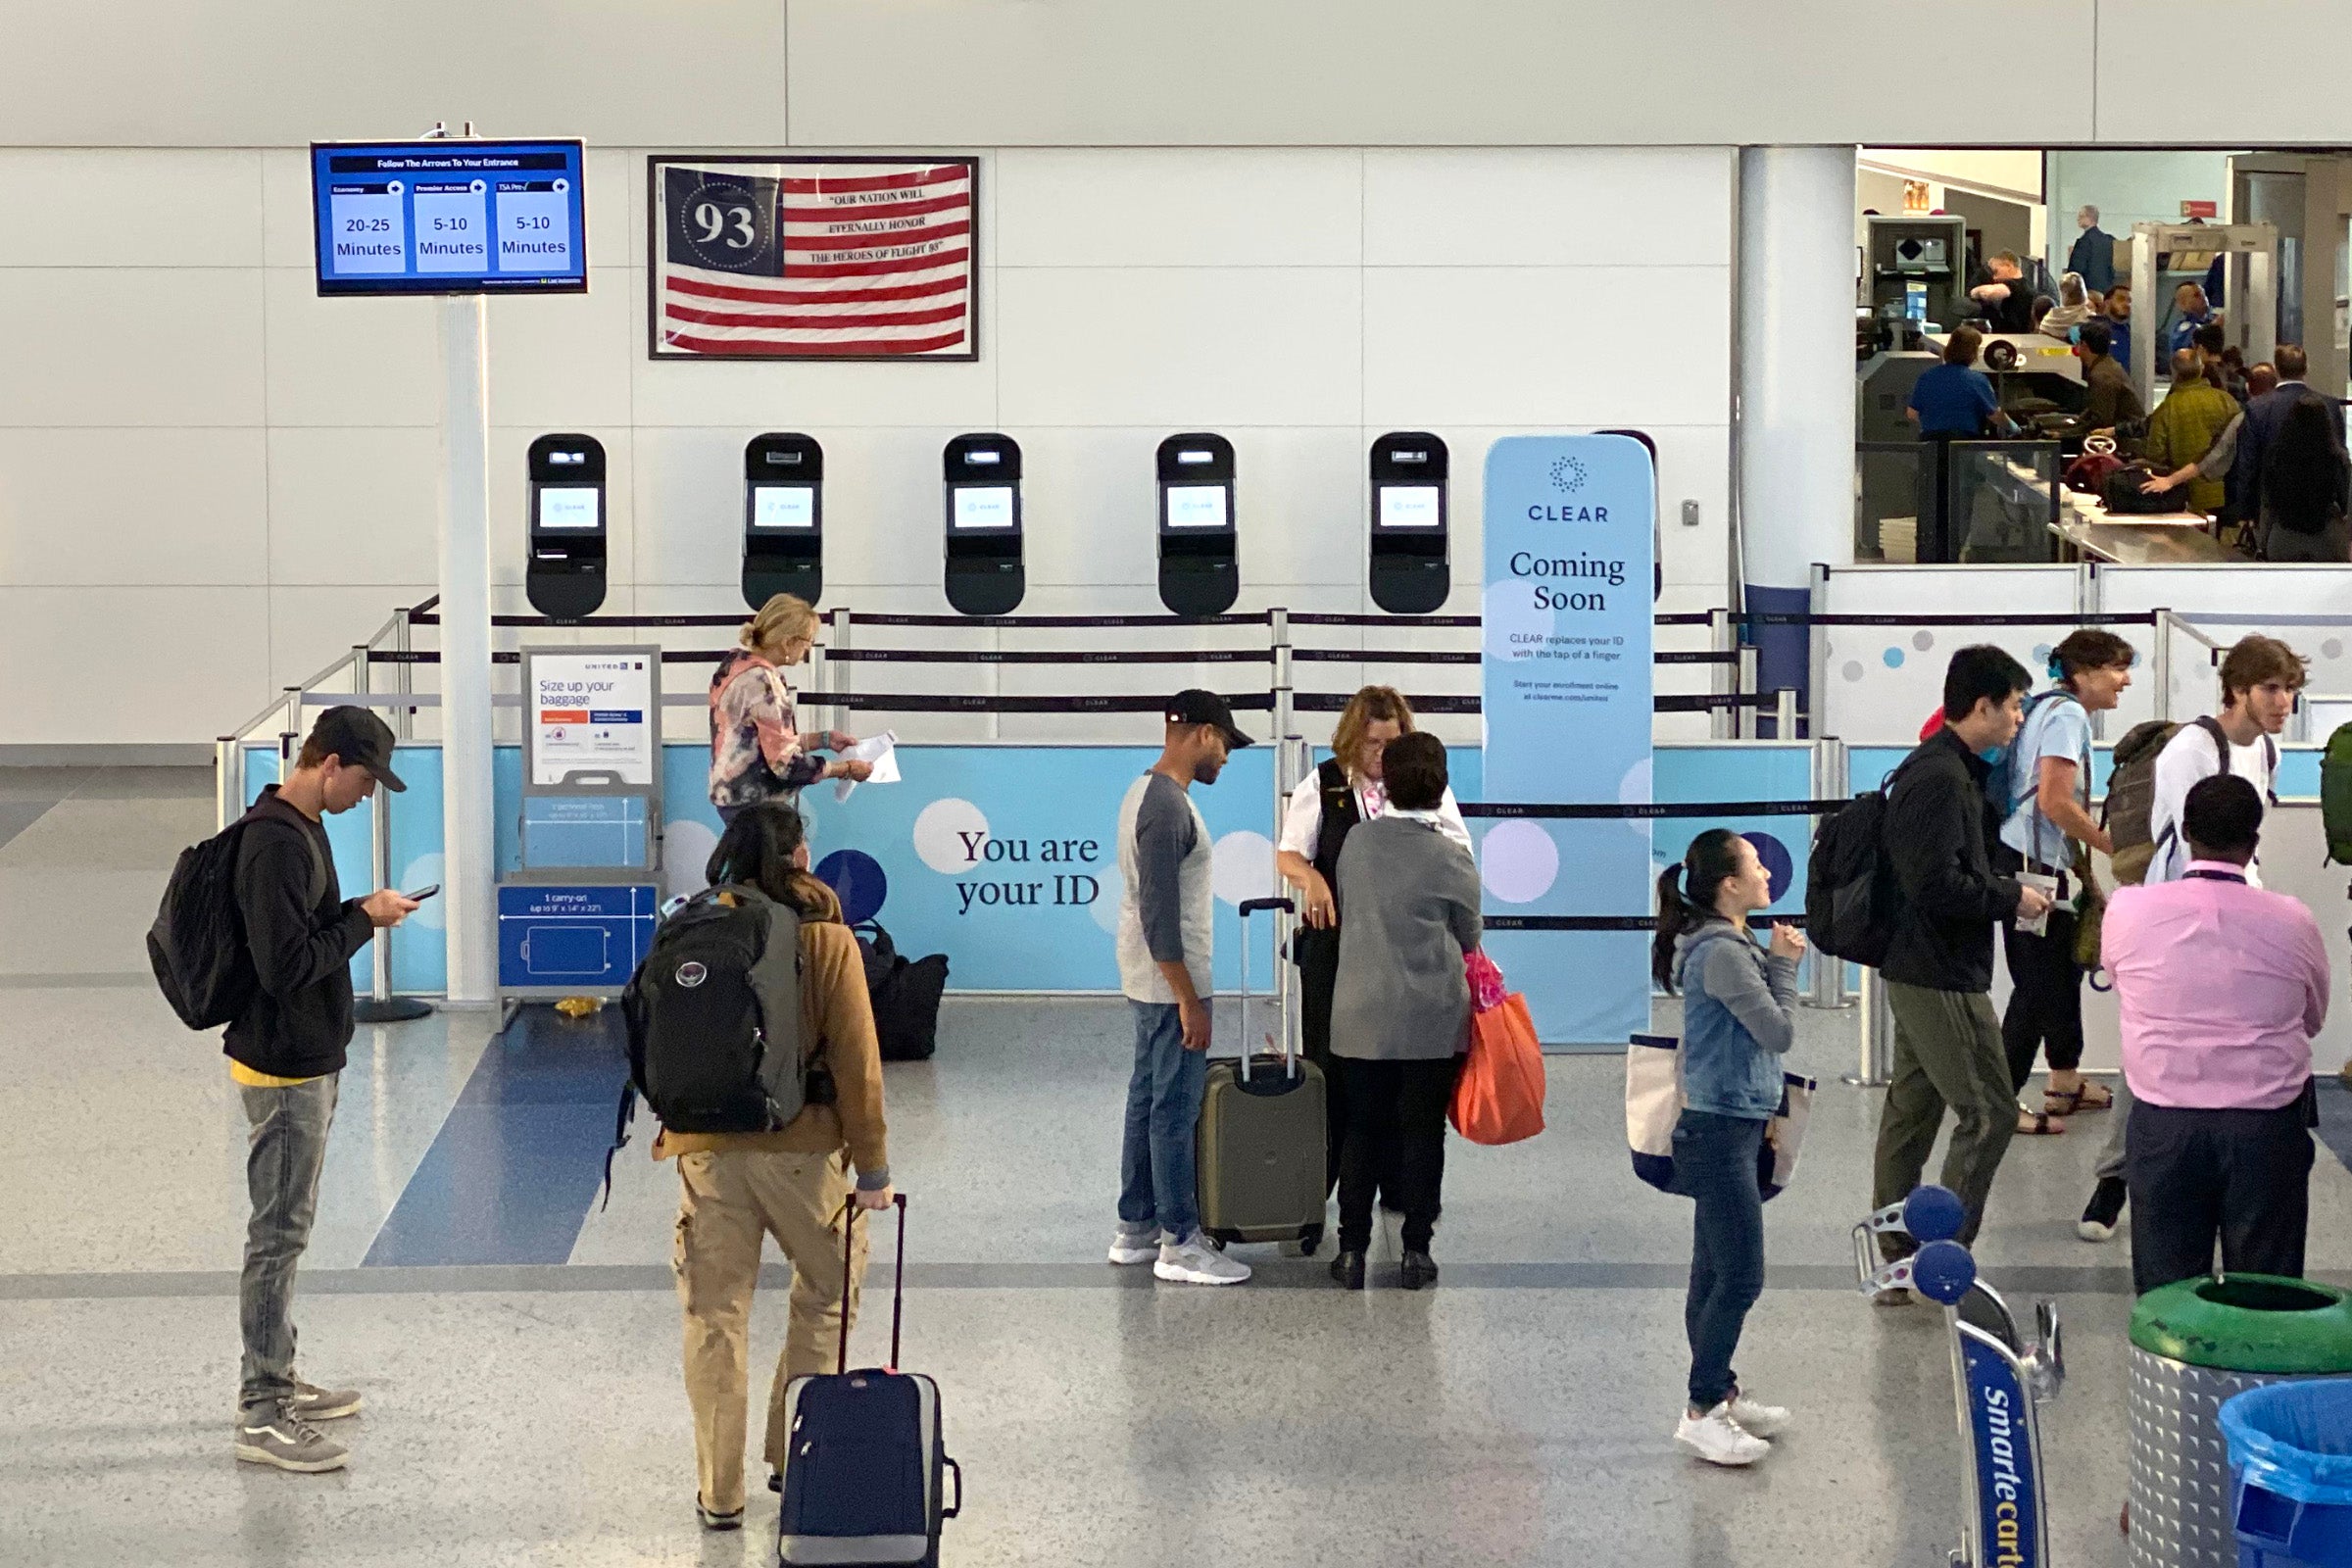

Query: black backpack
856 920 950 1063
621 885 809 1133
1805 763 1912 966
147 809 324 1031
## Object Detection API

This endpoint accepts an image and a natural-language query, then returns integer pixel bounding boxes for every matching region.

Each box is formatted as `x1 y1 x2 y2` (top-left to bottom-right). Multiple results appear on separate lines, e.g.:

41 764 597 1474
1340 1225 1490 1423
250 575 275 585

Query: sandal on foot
2017 1110 2067 1136
2044 1082 2113 1115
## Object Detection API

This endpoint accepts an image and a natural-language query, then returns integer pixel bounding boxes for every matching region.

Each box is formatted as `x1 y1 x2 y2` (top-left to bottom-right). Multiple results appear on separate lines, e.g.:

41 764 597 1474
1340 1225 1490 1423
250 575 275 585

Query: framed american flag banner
647 155 978 361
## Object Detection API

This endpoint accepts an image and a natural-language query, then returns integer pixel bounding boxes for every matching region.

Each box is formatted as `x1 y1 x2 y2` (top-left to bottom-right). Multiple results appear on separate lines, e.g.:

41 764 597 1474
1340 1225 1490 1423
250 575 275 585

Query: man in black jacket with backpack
226 709 416 1473
1870 648 2054 1295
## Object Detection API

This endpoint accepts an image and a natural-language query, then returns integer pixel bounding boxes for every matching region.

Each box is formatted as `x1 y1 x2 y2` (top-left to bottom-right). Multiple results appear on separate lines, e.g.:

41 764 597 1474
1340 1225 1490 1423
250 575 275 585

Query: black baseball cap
1166 689 1252 750
308 706 407 792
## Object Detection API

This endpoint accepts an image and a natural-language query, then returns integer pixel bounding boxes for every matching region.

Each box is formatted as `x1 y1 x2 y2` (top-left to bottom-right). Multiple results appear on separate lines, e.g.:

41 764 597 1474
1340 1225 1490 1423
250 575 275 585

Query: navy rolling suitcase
775 1195 961 1566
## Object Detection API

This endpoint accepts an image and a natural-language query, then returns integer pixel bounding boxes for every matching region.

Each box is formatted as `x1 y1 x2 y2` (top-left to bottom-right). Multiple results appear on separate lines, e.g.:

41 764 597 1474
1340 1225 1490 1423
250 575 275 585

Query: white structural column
1737 146 1857 728
437 296 496 1004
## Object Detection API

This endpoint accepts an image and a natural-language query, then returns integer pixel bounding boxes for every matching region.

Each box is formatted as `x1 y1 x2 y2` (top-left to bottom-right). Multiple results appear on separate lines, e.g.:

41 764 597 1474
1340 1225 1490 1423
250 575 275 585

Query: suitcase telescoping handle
836 1191 910 1376
1235 896 1297 1084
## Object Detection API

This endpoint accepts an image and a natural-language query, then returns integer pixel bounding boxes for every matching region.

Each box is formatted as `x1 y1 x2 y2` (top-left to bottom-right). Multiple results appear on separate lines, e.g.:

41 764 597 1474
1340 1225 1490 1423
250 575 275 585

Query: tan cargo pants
674 1147 868 1515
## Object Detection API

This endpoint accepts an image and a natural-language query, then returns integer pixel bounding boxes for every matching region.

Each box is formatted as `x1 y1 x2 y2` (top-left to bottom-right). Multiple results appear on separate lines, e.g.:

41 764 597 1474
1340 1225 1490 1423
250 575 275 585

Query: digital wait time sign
311 140 586 296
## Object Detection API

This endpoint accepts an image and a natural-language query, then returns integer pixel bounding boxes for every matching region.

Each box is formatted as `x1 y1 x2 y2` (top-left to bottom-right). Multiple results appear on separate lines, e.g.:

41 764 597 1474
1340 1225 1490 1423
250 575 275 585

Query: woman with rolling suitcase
1326 733 1481 1290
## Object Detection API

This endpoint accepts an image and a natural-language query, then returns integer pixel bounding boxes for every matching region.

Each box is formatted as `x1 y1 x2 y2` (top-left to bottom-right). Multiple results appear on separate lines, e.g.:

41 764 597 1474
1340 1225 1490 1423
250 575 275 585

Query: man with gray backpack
2079 634 2304 1242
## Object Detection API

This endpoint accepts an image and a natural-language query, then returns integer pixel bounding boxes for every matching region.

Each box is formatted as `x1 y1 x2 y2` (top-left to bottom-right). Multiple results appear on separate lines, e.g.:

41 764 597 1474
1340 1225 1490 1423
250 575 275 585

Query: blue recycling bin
2222 1380 2352 1568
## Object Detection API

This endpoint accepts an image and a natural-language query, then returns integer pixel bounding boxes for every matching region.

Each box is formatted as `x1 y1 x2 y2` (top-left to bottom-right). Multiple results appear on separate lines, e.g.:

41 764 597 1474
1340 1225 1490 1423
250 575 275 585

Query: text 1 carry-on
1196 895 1327 1255
775 1195 961 1567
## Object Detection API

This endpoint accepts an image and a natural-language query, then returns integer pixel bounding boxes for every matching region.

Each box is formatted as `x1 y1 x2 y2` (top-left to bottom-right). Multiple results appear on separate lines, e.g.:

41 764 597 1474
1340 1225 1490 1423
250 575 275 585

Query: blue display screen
311 140 586 295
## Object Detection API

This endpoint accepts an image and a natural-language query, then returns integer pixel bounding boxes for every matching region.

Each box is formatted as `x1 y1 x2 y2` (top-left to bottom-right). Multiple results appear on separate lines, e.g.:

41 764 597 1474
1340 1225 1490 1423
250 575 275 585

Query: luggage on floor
1450 950 1545 1147
2323 722 2352 866
856 920 950 1062
1196 895 1327 1253
776 1195 961 1567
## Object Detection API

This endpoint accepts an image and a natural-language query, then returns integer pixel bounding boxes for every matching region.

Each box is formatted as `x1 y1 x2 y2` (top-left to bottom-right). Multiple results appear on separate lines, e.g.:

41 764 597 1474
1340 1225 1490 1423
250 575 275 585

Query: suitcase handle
1239 897 1295 917
1234 897 1298 1085
835 1191 910 1376
941 1455 962 1519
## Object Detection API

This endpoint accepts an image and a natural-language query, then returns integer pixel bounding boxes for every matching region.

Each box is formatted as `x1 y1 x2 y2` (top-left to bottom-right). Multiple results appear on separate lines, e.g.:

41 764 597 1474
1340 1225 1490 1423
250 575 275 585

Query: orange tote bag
1450 952 1546 1146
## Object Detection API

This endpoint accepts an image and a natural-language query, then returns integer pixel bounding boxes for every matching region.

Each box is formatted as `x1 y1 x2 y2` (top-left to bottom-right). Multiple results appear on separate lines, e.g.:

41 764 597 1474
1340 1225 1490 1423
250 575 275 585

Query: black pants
2125 1098 2314 1298
1297 929 1363 1202
1332 1055 1456 1253
2001 910 2085 1091
1677 1110 1767 1412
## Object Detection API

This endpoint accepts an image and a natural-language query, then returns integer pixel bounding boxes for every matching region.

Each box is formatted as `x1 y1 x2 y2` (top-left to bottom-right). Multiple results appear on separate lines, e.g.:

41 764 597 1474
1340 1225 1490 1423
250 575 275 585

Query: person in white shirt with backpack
2078 633 2305 1242
1997 630 2137 1140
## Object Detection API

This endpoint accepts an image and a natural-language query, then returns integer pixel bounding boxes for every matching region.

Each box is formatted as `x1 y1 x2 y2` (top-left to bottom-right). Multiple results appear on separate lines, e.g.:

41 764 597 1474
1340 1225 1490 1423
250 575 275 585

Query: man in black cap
228 706 418 1474
1107 690 1255 1286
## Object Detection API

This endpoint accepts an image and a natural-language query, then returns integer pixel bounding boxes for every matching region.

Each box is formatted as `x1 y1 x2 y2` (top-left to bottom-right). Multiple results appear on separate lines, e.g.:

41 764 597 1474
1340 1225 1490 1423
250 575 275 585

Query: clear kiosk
1368 432 1449 614
1156 433 1239 616
744 432 824 610
525 433 609 619
944 433 1025 615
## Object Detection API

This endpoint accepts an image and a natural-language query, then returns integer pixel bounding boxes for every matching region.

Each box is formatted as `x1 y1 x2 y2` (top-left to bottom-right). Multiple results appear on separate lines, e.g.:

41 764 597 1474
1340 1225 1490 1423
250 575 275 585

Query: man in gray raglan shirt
1107 690 1255 1286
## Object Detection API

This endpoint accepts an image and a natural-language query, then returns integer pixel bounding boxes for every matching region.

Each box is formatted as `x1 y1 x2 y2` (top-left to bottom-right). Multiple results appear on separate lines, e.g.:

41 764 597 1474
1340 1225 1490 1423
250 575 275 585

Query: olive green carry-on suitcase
1196 896 1327 1255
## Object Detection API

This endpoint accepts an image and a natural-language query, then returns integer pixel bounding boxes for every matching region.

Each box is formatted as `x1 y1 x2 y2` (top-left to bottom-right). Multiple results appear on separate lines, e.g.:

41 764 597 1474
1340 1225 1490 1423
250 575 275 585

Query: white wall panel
997 268 1359 428
486 280 636 431
993 150 1361 269
266 427 441 586
0 150 262 268
1363 149 1733 268
2092 3 2343 143
263 270 439 427
268 584 434 696
0 3 789 149
631 426 748 588
1363 267 1729 428
0 428 268 587
0 588 269 744
0 269 265 427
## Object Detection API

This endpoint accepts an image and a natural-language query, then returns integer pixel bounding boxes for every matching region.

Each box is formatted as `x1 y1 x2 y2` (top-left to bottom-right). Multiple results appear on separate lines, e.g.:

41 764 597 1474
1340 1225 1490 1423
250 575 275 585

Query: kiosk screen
1163 485 1229 530
953 487 1016 530
752 486 815 529
536 487 601 531
1378 486 1443 529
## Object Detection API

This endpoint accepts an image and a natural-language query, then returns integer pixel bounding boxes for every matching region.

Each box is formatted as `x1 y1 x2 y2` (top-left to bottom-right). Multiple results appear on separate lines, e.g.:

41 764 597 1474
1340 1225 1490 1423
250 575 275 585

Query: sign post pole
439 293 496 1005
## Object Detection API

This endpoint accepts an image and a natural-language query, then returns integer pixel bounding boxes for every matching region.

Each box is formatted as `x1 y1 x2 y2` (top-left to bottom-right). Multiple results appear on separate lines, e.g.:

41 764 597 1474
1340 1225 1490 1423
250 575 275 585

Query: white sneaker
1728 1391 1792 1439
1153 1231 1250 1286
1107 1225 1161 1265
1675 1401 1771 1467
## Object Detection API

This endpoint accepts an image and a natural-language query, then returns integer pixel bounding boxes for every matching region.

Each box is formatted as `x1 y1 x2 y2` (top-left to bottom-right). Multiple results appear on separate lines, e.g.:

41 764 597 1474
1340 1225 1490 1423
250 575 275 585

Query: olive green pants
1872 982 2017 1259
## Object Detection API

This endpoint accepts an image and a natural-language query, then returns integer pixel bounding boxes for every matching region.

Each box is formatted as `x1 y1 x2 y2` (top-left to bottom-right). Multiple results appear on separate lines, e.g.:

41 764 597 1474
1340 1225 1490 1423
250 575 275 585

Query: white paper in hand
834 730 901 803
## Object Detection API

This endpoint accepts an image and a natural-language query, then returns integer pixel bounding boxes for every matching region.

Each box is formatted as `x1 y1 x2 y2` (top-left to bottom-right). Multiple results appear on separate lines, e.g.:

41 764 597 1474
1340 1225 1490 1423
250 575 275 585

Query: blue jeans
1677 1109 1767 1412
239 1072 339 1416
1118 1001 1207 1241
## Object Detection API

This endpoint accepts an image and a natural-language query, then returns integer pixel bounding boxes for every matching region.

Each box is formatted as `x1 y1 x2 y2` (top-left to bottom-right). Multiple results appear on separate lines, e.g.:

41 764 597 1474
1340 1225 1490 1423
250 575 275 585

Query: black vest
1296 759 1364 971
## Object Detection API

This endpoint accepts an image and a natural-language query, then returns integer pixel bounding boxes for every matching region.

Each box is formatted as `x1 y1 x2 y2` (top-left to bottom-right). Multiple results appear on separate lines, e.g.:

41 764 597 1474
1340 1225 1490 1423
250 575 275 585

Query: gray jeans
239 1072 338 1415
2095 1078 2133 1183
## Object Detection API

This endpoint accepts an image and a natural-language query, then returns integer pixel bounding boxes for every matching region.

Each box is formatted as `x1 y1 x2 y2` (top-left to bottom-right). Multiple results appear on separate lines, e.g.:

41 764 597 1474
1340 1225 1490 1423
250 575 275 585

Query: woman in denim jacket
1652 829 1804 1468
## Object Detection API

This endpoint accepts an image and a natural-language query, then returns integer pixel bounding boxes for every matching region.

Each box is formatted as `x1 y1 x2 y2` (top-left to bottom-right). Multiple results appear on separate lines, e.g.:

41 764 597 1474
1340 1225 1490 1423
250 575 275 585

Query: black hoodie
1882 727 2027 994
223 786 375 1079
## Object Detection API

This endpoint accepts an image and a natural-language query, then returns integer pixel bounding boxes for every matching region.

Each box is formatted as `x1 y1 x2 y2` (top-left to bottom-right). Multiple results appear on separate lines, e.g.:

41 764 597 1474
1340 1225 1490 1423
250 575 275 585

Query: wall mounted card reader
526 433 608 620
743 432 823 611
1156 433 1238 616
943 433 1024 615
1369 431 1449 614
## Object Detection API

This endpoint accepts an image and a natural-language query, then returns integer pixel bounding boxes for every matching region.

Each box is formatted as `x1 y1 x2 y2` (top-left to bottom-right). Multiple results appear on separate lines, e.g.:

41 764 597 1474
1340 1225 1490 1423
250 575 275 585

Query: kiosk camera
1368 431 1449 614
943 433 1024 615
1156 433 1238 616
526 433 608 619
743 433 823 611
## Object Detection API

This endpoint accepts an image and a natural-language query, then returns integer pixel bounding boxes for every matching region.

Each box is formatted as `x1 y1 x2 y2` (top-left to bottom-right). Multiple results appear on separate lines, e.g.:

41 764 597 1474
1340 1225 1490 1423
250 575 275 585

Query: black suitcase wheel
1298 1224 1322 1257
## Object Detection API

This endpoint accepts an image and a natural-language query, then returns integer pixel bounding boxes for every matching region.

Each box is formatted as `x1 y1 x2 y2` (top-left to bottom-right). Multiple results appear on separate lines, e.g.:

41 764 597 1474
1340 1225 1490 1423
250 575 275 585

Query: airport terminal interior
14 7 2352 1567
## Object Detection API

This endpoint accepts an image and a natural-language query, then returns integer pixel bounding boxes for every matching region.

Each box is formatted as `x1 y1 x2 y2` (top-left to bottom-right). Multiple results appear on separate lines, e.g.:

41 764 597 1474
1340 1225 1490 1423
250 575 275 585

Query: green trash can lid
2132 1275 2352 1375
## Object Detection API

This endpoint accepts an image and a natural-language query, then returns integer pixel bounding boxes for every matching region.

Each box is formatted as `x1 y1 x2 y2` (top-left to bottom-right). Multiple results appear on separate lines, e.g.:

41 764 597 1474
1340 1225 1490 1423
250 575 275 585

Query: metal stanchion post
281 687 302 752
394 607 415 741
1846 963 1895 1088
1269 608 1295 1028
355 642 430 1025
1737 647 1760 739
1708 607 1735 741
2151 608 2175 723
1774 687 1798 738
216 737 238 833
1805 737 1852 1010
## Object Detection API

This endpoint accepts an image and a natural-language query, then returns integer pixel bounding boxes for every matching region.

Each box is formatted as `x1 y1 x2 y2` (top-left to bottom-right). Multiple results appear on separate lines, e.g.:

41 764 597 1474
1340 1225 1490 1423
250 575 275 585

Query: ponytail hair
1651 828 1745 994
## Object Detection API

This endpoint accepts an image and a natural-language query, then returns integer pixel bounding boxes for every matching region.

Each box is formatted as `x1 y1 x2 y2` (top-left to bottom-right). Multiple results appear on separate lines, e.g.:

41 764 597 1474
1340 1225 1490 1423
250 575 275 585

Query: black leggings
1332 1055 1457 1254
2001 910 2084 1091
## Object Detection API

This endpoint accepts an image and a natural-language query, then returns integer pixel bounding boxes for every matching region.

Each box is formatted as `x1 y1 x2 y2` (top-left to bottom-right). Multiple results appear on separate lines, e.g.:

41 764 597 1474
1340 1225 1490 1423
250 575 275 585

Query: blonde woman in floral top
710 595 870 824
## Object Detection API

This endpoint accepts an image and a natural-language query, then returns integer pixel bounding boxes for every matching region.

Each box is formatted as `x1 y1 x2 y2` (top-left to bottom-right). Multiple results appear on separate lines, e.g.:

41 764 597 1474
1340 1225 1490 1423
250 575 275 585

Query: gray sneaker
1107 1223 1161 1265
1154 1230 1250 1286
291 1379 363 1421
235 1402 349 1473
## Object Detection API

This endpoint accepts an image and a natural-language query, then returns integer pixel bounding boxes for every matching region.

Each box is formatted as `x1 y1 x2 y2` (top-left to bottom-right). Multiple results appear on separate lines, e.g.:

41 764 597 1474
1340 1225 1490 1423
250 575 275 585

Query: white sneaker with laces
1675 1401 1771 1467
1728 1390 1791 1439
1153 1231 1250 1286
1107 1225 1161 1265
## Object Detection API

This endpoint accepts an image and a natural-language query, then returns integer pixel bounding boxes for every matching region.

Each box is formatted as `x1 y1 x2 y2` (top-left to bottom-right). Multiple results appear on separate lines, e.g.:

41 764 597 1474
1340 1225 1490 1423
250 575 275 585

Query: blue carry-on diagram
775 1194 961 1566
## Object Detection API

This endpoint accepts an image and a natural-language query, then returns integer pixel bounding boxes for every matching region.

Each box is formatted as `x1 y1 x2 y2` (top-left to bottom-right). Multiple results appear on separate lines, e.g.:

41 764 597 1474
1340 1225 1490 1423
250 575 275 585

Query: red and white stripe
658 161 974 358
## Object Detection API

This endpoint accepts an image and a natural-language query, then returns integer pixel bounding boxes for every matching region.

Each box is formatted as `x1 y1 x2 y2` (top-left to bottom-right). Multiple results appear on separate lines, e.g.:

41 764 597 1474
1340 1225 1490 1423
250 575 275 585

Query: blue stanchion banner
1481 434 1655 1046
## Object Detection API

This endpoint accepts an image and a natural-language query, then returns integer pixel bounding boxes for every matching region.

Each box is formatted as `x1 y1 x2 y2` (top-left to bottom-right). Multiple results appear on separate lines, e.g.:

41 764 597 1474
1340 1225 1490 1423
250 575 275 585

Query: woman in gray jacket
1653 829 1803 1468
1327 733 1482 1291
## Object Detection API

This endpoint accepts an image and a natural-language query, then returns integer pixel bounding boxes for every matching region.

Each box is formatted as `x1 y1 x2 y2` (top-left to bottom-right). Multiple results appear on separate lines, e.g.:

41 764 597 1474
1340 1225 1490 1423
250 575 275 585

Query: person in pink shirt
2103 775 2329 1296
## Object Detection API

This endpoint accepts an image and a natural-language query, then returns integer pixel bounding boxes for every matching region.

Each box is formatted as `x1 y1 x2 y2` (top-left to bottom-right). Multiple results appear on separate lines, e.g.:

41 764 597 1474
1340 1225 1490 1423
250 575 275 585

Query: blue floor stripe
363 1007 628 1267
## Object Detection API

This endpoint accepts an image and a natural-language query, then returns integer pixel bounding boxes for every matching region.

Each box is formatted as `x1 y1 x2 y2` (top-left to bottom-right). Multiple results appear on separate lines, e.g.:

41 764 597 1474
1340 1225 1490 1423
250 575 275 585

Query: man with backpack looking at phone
1868 648 2054 1299
2078 633 2306 1242
223 709 418 1472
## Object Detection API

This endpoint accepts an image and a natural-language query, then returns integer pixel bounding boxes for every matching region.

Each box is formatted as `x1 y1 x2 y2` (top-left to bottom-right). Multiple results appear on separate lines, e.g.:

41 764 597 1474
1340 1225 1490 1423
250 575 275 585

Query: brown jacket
653 877 891 1185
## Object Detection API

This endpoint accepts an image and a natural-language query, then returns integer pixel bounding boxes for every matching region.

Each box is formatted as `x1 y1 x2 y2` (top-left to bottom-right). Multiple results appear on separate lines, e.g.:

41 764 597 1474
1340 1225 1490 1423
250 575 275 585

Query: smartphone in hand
404 884 441 901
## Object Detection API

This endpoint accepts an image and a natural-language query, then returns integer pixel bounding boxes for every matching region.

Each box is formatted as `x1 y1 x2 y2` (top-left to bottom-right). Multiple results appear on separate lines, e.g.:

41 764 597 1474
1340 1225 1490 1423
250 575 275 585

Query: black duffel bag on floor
855 920 950 1062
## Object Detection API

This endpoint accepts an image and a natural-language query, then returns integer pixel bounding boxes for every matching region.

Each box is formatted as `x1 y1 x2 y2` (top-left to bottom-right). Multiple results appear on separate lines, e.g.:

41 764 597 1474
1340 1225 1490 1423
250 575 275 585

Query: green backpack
2325 723 2352 865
